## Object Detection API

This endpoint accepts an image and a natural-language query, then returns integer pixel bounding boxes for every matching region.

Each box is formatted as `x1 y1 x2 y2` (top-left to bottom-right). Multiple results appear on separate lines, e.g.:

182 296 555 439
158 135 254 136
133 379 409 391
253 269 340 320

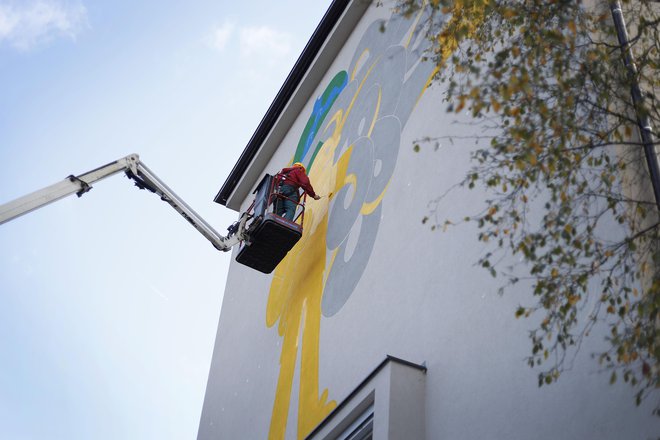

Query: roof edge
214 0 353 207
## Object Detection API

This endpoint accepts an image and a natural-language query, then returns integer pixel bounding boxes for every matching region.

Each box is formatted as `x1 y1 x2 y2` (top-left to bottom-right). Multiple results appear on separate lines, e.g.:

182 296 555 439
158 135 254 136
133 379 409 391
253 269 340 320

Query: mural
265 6 444 439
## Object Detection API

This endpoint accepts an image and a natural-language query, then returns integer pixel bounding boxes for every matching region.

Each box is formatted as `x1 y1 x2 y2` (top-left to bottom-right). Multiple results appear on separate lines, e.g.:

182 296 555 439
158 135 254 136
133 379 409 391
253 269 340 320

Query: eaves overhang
213 0 370 211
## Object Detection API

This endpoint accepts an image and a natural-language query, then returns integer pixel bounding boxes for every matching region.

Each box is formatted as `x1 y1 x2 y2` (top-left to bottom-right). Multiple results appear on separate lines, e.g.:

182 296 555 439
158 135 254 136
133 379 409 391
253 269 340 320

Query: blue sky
0 1 331 438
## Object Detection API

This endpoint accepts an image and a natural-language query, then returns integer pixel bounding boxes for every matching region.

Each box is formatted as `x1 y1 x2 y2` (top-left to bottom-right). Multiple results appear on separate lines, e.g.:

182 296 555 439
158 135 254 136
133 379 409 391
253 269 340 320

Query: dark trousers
276 184 299 221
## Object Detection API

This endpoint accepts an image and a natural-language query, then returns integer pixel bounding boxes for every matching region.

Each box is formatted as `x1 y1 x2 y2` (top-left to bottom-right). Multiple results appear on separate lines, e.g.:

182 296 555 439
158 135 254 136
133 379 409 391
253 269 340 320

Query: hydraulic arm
0 154 248 252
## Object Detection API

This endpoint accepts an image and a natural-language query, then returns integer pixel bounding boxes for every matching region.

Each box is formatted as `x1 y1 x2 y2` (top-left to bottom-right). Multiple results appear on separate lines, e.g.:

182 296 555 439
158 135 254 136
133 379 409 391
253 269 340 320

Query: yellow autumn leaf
490 96 501 112
455 96 466 113
502 8 516 19
568 20 576 35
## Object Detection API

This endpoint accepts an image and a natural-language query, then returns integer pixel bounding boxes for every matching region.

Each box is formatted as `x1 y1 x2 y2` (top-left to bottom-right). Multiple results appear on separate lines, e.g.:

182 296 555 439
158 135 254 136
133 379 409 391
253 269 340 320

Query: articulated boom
0 154 247 252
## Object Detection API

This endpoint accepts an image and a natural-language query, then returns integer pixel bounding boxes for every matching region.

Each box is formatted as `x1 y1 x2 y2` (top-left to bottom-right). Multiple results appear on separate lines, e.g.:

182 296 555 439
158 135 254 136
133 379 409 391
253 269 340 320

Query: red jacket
279 166 317 198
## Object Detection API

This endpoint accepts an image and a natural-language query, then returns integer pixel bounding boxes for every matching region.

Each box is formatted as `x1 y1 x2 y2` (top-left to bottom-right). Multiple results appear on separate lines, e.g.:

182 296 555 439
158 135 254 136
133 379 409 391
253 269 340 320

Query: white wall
198 2 660 439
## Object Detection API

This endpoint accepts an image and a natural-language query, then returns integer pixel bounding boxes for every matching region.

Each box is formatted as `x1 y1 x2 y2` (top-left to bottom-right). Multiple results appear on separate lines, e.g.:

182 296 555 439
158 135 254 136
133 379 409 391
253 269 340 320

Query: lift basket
235 174 305 273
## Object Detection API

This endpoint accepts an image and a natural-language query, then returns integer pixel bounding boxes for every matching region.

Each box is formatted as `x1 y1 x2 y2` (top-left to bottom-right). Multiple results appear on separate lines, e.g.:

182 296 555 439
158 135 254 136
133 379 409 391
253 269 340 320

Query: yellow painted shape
351 49 369 81
361 180 390 216
403 0 428 48
367 87 381 138
266 109 350 440
264 3 492 437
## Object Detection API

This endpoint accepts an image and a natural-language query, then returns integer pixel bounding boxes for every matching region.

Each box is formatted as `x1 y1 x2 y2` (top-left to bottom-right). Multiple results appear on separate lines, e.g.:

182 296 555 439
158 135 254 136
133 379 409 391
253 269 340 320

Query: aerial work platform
0 155 307 274
235 212 302 273
235 174 306 274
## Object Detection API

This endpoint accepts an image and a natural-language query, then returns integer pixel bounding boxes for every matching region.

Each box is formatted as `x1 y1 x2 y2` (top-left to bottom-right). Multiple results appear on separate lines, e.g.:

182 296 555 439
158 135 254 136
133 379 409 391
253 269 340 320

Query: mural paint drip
266 6 445 439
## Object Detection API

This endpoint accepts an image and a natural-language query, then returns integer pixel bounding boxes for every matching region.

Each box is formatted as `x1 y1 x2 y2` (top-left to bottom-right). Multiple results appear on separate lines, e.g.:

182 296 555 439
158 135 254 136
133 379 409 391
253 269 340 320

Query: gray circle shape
322 204 382 317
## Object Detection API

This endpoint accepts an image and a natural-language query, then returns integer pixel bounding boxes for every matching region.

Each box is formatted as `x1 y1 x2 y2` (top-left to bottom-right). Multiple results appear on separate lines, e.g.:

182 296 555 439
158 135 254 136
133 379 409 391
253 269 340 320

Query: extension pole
610 1 660 209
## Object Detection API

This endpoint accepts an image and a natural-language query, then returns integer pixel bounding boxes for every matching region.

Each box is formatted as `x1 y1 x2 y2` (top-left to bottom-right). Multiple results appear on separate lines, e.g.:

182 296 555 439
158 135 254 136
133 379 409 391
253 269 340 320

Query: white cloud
239 25 292 59
205 22 235 52
0 0 88 51
204 23 294 76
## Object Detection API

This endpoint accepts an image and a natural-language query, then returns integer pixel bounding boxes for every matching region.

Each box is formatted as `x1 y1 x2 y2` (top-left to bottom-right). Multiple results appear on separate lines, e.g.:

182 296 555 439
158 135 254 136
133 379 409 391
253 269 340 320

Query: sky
0 0 331 438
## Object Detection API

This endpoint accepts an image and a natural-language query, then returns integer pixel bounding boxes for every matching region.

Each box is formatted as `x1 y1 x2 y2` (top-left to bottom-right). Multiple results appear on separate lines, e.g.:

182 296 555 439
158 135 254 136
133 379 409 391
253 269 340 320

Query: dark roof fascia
214 0 352 206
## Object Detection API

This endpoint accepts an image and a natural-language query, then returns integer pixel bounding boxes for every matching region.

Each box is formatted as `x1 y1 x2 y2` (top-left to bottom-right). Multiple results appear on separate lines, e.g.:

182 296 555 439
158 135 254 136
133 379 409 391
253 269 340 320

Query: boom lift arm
0 154 248 252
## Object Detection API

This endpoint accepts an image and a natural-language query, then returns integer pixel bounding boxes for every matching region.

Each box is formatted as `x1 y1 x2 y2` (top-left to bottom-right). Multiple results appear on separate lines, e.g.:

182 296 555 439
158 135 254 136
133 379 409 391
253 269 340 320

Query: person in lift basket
275 162 321 221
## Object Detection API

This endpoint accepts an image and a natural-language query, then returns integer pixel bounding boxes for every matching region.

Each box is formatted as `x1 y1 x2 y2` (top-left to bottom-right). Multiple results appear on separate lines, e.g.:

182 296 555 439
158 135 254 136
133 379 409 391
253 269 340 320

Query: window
338 404 373 440
305 356 426 440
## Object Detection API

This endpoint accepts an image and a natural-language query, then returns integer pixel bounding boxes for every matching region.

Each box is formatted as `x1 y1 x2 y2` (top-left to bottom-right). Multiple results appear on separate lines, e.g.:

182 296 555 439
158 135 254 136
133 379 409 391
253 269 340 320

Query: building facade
199 1 660 439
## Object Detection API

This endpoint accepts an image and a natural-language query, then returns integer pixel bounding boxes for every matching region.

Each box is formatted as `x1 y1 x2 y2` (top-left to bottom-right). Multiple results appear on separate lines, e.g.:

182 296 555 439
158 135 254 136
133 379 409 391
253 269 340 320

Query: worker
275 162 321 221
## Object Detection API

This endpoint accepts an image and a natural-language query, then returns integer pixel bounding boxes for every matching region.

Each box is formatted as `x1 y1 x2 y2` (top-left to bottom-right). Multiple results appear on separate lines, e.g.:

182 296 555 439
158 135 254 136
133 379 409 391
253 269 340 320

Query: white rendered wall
198 2 660 439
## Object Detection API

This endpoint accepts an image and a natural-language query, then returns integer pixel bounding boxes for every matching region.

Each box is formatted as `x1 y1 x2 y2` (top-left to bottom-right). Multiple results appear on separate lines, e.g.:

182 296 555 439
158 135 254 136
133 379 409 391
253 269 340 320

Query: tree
395 0 660 412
